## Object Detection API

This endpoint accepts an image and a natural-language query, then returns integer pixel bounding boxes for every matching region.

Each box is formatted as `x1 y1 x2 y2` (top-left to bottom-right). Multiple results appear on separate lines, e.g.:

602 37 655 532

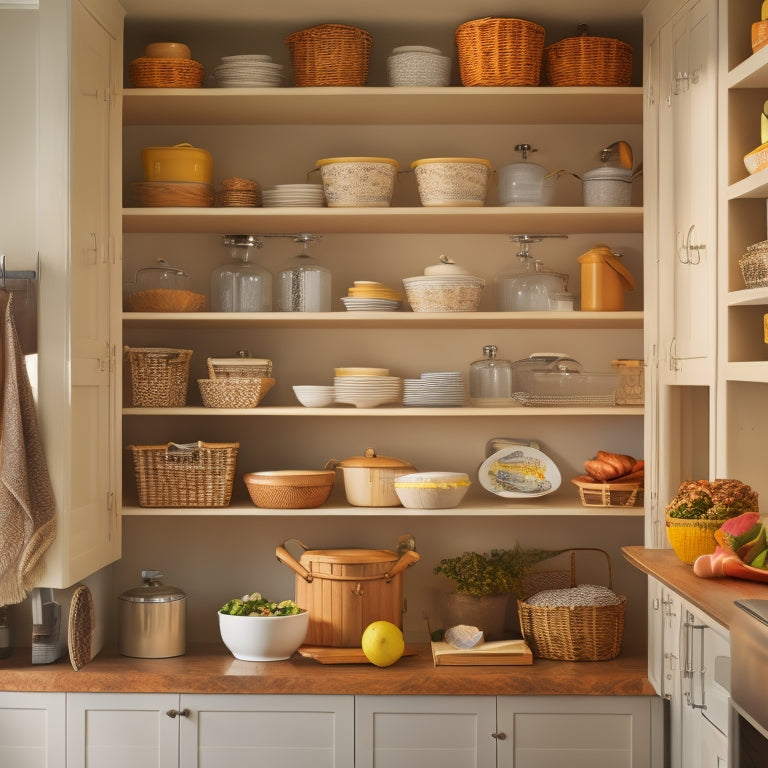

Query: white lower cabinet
647 577 730 768
496 696 662 768
355 695 497 768
66 692 354 768
0 691 66 768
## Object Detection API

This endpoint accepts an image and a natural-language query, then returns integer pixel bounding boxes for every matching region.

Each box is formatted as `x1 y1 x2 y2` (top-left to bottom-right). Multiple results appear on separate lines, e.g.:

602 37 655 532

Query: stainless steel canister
118 570 186 658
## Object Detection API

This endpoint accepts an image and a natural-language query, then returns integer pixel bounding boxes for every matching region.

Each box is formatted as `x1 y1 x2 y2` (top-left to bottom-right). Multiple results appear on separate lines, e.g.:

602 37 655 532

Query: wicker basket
132 181 214 208
244 470 336 509
124 347 192 407
543 33 633 87
455 17 545 87
665 514 722 564
207 357 273 379
198 377 276 408
128 441 239 508
739 241 768 288
285 24 372 86
128 57 204 88
517 548 626 661
571 477 643 508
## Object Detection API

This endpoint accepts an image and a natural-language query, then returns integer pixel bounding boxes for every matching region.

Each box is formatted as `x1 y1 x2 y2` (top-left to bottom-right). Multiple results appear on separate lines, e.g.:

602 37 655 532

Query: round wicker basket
665 514 722 564
244 470 335 509
129 57 204 88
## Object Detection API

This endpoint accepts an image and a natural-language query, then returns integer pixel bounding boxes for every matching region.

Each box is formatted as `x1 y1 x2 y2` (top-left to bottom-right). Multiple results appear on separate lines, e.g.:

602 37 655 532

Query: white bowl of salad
218 592 309 661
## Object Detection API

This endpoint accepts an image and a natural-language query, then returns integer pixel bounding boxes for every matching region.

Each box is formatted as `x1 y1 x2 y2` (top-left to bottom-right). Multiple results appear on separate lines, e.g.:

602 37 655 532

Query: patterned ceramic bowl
410 158 491 207
316 157 399 207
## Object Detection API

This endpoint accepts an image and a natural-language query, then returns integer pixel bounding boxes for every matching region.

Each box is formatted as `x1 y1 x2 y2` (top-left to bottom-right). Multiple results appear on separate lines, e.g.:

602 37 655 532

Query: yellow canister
577 245 636 311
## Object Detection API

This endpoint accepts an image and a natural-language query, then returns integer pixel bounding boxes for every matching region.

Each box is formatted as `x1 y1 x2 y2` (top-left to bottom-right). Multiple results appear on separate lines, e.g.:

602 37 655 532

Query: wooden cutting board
298 644 419 664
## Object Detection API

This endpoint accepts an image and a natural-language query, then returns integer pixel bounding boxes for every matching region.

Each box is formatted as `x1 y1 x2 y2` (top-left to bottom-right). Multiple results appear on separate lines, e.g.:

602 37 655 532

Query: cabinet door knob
491 732 507 740
166 708 190 718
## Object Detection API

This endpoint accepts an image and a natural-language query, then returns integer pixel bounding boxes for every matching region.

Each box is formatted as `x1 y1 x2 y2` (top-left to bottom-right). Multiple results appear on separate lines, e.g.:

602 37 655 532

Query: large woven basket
198 377 276 408
128 441 239 508
124 347 192 407
285 24 372 86
517 548 626 661
455 17 545 87
543 32 633 87
128 57 204 88
665 515 722 564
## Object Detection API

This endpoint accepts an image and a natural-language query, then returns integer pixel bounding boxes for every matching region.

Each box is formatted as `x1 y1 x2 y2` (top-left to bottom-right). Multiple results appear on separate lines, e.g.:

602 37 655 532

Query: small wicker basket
207 357 273 379
128 57 204 88
455 17 545 87
244 470 336 509
124 347 192 407
128 441 239 508
517 548 626 661
665 515 722 564
543 30 633 87
571 477 643 508
739 241 768 288
125 289 207 313
198 377 276 408
285 24 372 86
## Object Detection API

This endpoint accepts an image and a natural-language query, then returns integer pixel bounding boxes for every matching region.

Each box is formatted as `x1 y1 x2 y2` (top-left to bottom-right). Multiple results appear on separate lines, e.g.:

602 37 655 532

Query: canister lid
582 166 632 181
336 447 414 469
119 570 186 603
299 548 398 565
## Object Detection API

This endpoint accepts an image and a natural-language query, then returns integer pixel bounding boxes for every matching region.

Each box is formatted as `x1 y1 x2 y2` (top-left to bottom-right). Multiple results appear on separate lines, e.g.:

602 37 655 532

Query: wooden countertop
623 545 768 629
0 643 655 697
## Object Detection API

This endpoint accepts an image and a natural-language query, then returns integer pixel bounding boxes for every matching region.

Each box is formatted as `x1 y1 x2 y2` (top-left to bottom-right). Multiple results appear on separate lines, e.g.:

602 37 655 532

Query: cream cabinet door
66 692 180 768
36 0 124 588
179 694 354 768
497 695 662 768
355 695 497 768
0 691 65 768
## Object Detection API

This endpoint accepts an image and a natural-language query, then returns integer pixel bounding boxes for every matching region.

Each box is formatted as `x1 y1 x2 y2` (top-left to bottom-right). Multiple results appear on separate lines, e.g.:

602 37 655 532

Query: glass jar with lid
277 237 331 312
469 345 513 405
211 235 272 312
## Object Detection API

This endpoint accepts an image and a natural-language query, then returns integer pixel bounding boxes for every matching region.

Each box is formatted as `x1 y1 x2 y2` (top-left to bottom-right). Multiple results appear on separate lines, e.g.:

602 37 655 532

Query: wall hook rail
0 252 39 290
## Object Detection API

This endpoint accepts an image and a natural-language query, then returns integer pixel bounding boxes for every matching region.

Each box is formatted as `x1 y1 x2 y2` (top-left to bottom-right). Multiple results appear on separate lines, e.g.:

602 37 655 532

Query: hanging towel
0 291 56 605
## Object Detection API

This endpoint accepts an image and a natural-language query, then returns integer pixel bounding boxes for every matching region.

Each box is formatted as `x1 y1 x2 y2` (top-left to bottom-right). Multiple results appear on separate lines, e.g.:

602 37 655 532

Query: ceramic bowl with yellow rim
394 471 471 509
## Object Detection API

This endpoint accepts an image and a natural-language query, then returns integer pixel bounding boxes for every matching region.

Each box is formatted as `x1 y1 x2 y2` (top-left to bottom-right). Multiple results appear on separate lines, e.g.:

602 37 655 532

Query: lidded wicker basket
128 57 204 88
542 26 633 87
455 17 546 86
124 347 192 407
285 24 373 86
128 441 239 508
517 548 626 661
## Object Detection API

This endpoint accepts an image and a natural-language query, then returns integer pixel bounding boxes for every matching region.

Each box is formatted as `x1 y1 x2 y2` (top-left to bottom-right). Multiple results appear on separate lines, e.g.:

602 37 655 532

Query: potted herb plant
665 479 759 564
433 545 562 640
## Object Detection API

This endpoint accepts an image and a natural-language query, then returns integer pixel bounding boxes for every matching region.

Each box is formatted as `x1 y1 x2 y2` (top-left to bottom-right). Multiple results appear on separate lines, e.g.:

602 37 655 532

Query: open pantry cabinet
717 5 768 500
115 1 650 646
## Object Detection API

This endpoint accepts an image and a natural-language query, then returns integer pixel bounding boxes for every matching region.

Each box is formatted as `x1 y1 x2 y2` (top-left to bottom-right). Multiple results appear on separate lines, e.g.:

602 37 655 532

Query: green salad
219 592 304 617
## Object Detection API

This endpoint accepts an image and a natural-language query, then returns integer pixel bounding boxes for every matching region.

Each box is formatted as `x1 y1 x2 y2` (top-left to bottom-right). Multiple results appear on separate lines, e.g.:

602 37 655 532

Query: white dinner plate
479 445 561 498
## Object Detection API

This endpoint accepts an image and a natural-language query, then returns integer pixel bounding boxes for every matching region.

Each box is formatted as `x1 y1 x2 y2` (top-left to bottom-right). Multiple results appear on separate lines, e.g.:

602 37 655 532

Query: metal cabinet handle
491 732 507 740
166 708 190 718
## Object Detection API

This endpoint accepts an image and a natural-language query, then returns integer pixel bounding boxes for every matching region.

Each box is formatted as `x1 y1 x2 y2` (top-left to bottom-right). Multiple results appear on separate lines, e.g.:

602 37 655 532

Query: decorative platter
479 445 561 498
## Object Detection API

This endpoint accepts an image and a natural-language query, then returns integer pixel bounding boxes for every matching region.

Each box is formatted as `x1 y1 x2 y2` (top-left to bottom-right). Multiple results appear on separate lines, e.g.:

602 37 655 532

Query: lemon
361 620 405 667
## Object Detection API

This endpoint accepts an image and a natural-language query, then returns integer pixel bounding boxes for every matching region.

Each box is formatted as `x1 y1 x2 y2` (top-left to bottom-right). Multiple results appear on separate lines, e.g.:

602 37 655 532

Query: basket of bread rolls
571 450 644 507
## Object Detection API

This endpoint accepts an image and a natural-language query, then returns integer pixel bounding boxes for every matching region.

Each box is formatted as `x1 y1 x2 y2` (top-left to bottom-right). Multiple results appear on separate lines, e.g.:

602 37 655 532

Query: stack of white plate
214 54 285 87
333 375 403 408
262 184 326 207
403 371 464 406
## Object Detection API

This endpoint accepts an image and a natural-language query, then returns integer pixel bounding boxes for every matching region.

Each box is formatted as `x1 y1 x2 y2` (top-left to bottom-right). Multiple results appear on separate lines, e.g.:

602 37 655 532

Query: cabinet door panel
66 692 179 768
0 692 65 768
355 695 496 768
181 694 354 768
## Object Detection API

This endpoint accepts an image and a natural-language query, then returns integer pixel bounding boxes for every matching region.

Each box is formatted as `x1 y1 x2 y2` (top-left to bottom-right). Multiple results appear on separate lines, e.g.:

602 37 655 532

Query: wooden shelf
122 86 643 127
122 310 644 330
122 205 644 235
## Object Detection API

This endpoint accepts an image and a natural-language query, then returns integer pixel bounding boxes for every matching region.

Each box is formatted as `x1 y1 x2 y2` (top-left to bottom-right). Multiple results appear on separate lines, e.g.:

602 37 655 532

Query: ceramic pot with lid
328 447 416 507
118 570 186 658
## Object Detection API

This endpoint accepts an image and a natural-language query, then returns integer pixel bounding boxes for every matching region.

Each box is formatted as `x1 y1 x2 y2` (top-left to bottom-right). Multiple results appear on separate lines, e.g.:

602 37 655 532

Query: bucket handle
275 539 420 583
